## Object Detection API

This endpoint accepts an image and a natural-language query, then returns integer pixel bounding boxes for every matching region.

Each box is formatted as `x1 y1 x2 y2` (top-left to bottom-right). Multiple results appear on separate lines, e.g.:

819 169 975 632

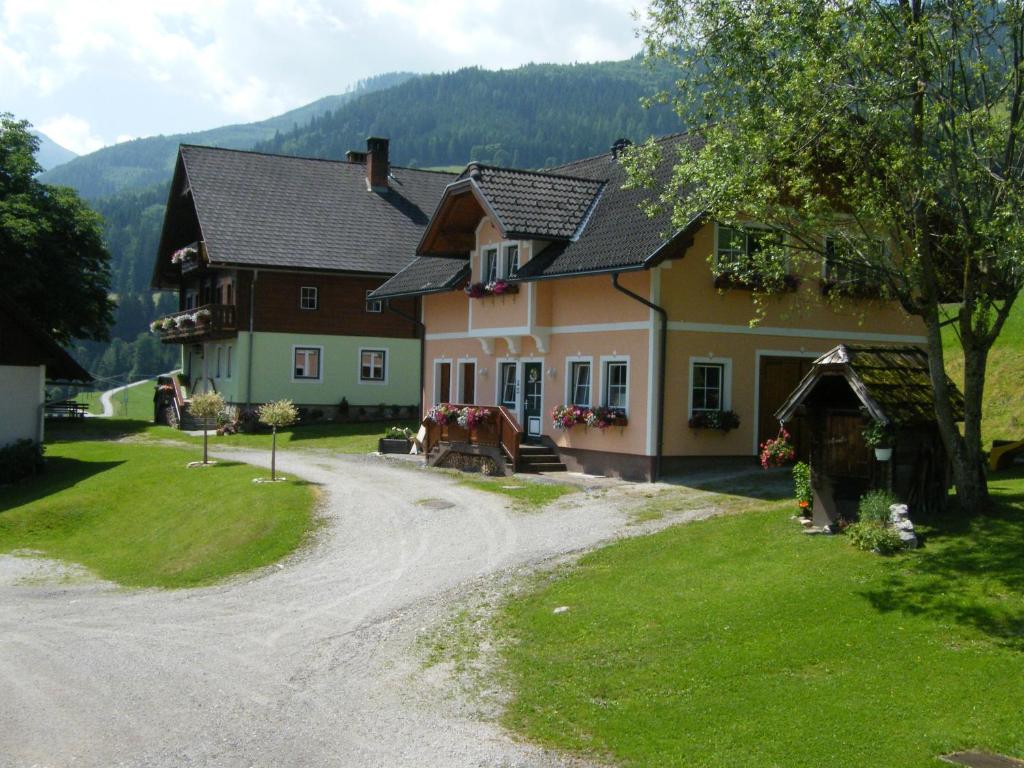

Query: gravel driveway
0 449 762 768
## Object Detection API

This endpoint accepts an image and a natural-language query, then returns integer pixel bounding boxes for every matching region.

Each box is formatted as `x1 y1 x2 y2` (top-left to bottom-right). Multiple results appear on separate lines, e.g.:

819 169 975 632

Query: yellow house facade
374 134 924 480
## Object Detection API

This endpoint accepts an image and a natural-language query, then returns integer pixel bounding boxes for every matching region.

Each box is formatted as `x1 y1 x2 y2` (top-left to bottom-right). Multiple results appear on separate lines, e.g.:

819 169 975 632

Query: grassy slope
498 478 1024 767
943 301 1024 446
0 440 316 588
76 379 156 418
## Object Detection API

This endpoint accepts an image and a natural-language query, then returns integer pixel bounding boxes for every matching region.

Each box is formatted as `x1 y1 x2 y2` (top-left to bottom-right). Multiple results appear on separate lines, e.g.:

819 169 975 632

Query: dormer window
505 244 520 277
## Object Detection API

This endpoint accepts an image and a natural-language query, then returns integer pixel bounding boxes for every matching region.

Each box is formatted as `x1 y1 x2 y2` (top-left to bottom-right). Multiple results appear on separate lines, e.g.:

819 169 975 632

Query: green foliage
1 113 115 343
861 420 892 448
383 425 412 440
0 439 45 484
258 400 299 429
0 440 315 587
845 520 905 555
858 489 898 525
792 461 812 514
189 391 226 422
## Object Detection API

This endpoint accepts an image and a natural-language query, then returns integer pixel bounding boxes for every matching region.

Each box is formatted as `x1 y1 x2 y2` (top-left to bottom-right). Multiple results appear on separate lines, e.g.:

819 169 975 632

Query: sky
1 0 643 156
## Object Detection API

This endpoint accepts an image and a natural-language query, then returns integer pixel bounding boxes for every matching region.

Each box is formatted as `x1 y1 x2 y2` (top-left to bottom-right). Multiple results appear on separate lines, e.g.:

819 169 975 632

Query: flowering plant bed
426 403 461 426
457 406 493 430
551 404 628 431
464 280 520 298
688 409 741 432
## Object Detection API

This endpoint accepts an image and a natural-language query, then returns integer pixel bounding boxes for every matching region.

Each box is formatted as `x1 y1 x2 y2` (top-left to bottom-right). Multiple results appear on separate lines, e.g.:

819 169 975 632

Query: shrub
862 420 893 448
846 520 905 555
384 426 412 440
793 461 812 515
258 400 299 481
858 489 897 524
0 439 45 484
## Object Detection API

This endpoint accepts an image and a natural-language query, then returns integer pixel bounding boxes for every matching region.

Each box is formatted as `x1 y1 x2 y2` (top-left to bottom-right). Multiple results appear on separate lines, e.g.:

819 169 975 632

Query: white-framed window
185 290 198 310
602 358 629 412
293 346 322 381
688 357 733 416
498 360 517 408
365 289 383 313
359 348 387 383
566 358 592 407
715 223 783 270
483 246 499 283
300 286 318 311
823 235 883 288
504 244 520 278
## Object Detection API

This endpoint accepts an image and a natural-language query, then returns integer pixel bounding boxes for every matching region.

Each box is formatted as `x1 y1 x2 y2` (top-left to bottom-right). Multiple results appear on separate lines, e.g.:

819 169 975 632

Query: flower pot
874 447 893 461
378 437 410 455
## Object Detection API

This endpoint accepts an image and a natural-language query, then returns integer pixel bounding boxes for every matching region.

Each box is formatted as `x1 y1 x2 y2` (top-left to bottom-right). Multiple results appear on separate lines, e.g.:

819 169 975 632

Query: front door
499 363 518 411
759 355 814 460
523 362 543 439
460 362 476 404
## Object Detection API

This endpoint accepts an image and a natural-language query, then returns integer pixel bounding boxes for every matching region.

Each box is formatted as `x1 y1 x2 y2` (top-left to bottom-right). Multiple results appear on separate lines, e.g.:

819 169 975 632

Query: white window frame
495 358 519 410
504 243 520 278
822 235 885 287
687 356 733 418
564 355 594 408
365 289 383 313
455 357 478 404
599 355 630 414
292 345 323 382
482 246 499 284
433 358 453 404
184 289 198 311
358 347 388 385
714 222 783 270
300 286 319 311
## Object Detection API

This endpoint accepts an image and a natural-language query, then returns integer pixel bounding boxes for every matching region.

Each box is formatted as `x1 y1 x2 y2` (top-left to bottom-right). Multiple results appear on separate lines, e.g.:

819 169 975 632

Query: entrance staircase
517 443 567 473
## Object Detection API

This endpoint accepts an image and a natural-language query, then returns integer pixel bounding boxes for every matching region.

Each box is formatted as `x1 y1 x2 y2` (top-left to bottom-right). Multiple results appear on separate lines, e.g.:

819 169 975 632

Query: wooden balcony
422 404 523 474
154 303 238 344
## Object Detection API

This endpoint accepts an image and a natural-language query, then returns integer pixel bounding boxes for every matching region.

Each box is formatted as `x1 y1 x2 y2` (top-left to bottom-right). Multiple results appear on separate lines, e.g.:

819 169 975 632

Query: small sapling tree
189 392 225 466
258 400 298 481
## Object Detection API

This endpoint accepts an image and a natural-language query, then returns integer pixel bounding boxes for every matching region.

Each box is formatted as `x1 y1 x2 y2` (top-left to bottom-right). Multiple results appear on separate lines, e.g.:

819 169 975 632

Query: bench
44 400 89 419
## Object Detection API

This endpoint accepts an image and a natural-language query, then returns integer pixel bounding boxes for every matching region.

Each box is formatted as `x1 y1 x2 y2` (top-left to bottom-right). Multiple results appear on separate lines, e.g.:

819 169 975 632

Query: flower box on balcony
551 405 628 431
464 280 520 299
714 272 799 292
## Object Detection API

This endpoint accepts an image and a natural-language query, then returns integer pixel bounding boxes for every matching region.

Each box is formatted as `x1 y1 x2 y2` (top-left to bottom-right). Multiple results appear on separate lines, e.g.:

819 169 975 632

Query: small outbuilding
774 345 964 526
0 299 92 448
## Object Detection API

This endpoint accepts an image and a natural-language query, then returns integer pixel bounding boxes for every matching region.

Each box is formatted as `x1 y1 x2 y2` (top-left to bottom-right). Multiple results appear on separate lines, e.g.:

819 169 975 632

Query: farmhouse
372 133 927 480
149 138 454 424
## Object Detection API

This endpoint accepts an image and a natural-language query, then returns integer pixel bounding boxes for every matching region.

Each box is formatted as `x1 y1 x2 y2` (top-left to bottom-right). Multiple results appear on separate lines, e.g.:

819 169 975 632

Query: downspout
386 297 425 416
245 269 258 410
612 273 667 481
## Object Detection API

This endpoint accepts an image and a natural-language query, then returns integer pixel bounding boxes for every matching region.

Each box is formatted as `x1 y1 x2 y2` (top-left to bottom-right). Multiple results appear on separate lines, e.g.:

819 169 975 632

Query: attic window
300 286 318 311
483 247 499 283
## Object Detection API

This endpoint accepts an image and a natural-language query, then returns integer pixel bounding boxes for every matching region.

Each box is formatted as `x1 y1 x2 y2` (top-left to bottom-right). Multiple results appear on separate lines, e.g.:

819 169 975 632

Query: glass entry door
523 362 543 438
499 363 518 411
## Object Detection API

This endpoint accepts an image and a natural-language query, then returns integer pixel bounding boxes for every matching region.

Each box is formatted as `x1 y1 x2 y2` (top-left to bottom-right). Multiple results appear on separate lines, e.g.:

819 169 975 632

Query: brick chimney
366 136 390 192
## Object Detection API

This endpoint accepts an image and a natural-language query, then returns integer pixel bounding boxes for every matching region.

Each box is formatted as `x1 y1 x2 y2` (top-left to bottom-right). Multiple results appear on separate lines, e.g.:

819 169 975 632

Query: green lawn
458 475 577 509
497 474 1024 767
944 301 1024 446
0 440 317 588
74 379 157 419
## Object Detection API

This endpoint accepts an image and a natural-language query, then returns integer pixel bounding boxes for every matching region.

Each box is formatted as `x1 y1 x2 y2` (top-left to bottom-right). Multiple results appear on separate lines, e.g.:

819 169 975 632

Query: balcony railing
152 303 237 344
422 404 523 470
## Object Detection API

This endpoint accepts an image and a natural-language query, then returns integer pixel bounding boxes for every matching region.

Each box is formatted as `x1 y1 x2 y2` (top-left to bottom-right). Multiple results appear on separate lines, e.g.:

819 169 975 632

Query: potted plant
688 409 741 432
257 399 299 481
862 419 894 460
586 405 628 430
378 425 413 454
759 427 796 468
188 391 225 467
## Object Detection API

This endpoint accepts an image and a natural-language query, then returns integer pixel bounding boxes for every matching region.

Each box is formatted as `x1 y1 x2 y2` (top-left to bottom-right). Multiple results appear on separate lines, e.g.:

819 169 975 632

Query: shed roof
774 344 964 425
0 300 92 382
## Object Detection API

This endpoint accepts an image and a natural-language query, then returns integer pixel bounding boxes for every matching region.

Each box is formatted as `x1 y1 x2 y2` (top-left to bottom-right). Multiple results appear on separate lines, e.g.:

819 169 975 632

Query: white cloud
37 113 105 154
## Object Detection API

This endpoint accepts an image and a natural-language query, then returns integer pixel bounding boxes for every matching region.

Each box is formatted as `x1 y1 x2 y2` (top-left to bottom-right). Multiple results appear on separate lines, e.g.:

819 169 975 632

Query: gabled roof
774 344 964 425
0 299 92 383
153 145 455 284
371 256 470 300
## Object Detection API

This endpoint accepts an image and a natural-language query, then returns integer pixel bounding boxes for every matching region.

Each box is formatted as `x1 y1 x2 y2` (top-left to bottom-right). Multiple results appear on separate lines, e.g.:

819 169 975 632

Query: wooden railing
421 404 523 468
156 303 237 343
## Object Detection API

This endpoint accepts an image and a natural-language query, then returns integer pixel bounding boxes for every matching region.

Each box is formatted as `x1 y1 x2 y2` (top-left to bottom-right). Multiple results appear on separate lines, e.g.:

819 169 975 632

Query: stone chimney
366 136 390 192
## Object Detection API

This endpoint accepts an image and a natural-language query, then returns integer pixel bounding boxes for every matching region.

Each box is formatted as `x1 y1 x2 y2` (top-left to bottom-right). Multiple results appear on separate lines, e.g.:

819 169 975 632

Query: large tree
630 0 1024 512
1 114 114 343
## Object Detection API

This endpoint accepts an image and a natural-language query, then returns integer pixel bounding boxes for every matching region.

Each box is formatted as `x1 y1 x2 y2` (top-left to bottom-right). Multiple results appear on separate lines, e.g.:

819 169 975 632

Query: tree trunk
271 427 277 481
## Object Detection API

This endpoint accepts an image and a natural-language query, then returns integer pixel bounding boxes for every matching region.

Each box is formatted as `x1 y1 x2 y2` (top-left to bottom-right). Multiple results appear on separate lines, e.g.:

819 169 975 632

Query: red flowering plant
426 403 460 426
759 427 796 468
586 405 626 429
464 281 489 298
457 406 492 430
488 280 518 295
551 404 589 430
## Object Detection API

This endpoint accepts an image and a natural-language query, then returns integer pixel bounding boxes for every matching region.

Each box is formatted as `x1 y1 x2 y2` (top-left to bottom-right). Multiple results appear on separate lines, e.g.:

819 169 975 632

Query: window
823 236 883 291
365 289 383 313
294 347 321 380
603 360 628 411
691 363 724 412
226 346 232 379
499 362 517 407
300 286 318 310
216 346 222 378
360 349 386 382
185 290 198 310
715 224 783 270
483 247 499 283
504 244 520 278
569 361 591 407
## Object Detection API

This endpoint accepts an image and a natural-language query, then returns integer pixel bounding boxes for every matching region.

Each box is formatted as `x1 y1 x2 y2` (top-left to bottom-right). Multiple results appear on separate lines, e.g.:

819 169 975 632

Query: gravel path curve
0 450 759 767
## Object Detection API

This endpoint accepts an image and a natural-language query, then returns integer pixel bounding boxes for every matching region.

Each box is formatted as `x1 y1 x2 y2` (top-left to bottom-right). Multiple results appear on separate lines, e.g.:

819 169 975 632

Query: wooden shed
774 345 964 526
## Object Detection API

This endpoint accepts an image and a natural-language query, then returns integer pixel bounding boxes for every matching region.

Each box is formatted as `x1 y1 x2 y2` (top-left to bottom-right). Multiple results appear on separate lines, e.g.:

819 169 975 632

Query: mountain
256 58 679 168
39 72 415 199
32 131 77 171
60 58 682 386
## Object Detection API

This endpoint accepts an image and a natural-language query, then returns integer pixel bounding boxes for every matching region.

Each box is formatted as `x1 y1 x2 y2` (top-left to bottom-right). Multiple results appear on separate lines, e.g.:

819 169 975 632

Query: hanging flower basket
874 447 893 461
759 427 796 468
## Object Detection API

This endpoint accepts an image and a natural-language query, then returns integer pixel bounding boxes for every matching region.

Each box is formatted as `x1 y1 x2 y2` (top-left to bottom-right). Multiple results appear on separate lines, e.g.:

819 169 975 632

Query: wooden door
759 356 814 459
460 362 475 404
437 362 451 404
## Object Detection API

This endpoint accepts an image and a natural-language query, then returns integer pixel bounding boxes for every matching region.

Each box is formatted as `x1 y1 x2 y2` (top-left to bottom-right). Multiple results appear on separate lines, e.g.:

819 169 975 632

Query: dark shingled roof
775 345 964 425
371 256 470 299
176 145 455 274
457 164 604 240
0 297 92 382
